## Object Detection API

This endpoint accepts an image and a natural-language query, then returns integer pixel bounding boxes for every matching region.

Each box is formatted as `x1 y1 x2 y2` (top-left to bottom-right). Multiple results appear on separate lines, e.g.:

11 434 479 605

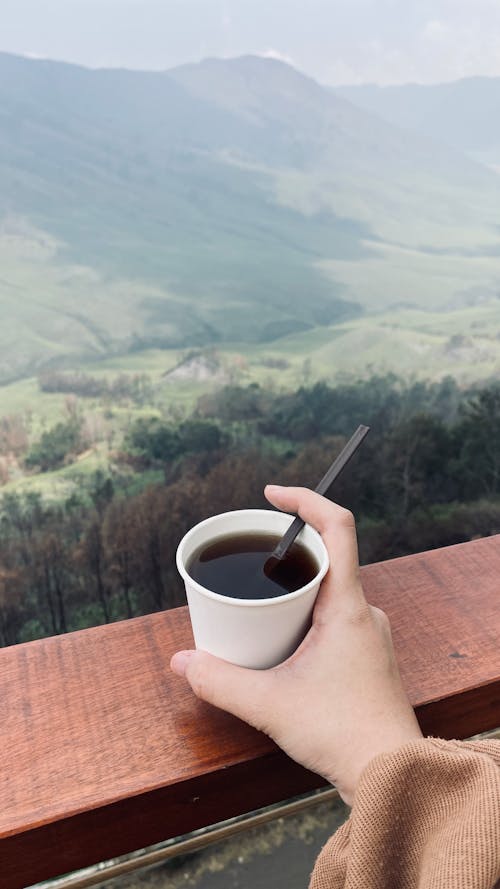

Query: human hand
171 486 423 805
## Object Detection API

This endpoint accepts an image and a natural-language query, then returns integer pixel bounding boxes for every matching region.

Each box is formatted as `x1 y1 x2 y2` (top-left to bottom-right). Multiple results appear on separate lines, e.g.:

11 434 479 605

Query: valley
1 52 499 383
1 51 500 504
2 299 500 499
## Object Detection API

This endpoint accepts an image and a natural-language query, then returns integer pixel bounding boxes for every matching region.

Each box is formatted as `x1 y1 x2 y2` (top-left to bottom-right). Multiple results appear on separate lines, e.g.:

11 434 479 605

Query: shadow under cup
176 509 329 669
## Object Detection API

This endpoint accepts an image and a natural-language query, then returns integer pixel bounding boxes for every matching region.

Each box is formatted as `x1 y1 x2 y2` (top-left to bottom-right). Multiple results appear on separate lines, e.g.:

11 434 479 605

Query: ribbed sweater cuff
310 737 500 889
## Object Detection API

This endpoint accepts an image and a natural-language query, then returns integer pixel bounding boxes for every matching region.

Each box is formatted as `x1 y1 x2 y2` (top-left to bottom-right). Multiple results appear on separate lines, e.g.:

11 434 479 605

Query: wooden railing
1 535 500 889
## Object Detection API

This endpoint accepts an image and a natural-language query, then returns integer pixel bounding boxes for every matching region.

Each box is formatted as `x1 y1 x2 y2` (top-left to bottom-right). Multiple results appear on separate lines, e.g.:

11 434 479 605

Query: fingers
265 485 364 607
171 649 273 730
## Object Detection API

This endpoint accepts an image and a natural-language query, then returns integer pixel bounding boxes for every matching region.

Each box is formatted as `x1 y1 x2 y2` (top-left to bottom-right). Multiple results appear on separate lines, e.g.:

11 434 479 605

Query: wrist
332 724 424 806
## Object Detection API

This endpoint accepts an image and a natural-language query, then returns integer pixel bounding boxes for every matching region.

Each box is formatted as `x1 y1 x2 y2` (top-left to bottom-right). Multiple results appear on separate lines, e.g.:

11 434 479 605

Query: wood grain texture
1 536 499 888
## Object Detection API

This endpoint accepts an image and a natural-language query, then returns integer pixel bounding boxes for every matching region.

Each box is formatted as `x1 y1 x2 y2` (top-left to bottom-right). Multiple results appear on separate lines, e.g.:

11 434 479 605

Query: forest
1 374 500 647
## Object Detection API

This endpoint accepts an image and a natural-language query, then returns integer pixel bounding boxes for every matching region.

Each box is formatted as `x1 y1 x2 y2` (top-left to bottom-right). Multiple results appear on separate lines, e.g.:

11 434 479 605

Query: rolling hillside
1 53 500 382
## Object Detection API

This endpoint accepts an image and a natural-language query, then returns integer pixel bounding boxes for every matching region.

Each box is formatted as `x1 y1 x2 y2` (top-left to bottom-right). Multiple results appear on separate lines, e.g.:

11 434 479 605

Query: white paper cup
176 509 329 669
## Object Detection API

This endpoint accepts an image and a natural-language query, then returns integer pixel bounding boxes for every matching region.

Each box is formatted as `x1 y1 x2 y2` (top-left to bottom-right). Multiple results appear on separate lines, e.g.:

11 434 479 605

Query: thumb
171 649 273 731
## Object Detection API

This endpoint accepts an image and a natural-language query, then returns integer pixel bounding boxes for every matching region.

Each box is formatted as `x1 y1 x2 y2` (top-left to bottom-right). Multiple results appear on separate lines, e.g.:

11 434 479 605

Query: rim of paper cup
176 509 329 607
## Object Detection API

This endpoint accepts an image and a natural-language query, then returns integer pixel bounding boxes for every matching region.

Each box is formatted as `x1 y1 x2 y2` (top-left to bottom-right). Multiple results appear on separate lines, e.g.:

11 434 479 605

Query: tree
456 385 500 498
125 417 180 464
178 419 224 455
77 515 110 622
102 499 138 619
0 414 28 457
25 419 83 472
0 566 25 646
382 414 457 518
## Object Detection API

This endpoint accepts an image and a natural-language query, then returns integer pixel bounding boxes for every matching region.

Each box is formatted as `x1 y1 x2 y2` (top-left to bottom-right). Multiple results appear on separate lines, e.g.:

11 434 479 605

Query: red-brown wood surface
1 536 499 888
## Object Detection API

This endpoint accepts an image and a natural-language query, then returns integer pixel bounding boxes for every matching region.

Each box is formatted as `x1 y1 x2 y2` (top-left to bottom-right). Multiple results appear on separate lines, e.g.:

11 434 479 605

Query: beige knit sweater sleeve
310 738 500 889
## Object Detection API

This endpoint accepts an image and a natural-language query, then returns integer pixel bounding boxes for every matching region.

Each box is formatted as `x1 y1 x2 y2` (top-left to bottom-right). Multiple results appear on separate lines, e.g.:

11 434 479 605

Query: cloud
258 47 296 67
20 51 48 60
418 13 500 82
3 0 500 86
321 3 500 85
422 20 449 41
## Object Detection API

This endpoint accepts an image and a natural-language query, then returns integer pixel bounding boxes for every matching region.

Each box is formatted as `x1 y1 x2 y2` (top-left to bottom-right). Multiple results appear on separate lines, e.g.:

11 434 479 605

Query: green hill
1 53 500 382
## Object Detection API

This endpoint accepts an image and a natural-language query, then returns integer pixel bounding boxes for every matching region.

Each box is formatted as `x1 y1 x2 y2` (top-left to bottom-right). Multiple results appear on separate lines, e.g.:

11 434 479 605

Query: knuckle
326 506 356 531
324 510 356 539
372 605 388 623
339 506 356 528
371 606 392 635
346 599 372 625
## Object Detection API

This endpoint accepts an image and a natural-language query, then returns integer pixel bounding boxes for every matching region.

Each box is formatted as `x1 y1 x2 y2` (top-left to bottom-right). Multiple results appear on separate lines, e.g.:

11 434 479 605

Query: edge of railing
1 535 500 888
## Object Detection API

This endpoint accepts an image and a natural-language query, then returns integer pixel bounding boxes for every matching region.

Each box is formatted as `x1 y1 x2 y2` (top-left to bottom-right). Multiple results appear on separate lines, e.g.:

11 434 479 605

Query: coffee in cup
176 510 329 669
186 532 319 600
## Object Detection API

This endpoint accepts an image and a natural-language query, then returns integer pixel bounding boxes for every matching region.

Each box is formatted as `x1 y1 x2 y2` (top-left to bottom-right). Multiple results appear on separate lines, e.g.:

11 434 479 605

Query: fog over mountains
1 52 500 381
335 77 500 170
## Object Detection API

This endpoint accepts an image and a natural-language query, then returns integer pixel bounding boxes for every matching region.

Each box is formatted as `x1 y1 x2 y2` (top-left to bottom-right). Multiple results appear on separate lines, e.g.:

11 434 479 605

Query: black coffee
187 532 319 600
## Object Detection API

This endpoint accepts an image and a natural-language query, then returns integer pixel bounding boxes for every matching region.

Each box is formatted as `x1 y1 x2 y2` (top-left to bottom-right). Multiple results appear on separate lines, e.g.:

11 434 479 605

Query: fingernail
171 650 195 676
266 484 285 492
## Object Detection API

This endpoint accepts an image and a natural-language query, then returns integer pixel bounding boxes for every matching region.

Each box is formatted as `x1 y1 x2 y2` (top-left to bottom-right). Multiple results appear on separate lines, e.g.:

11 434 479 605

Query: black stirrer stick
265 424 370 572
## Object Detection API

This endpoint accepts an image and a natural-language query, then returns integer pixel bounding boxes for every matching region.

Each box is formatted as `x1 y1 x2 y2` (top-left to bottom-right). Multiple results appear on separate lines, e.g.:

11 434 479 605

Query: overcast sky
1 0 500 86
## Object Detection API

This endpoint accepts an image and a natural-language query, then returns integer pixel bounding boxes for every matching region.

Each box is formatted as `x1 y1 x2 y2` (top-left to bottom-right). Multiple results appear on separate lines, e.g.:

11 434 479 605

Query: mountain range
335 77 500 170
1 52 500 382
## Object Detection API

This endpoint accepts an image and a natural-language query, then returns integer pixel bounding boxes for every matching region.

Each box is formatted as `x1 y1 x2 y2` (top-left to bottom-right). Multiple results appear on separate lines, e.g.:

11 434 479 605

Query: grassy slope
0 54 368 382
2 300 500 500
317 241 500 312
2 191 498 383
2 54 500 383
245 305 500 384
0 219 190 381
3 302 500 419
